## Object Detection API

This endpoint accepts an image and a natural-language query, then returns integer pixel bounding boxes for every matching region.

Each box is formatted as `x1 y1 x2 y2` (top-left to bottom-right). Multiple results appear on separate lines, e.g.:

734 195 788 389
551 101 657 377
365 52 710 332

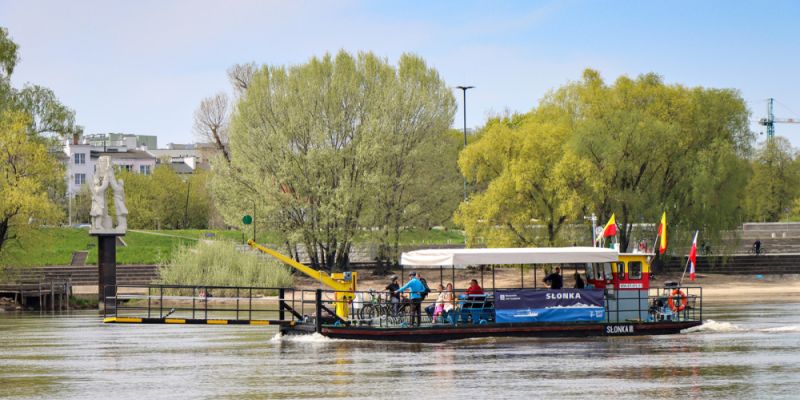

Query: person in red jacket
465 279 484 295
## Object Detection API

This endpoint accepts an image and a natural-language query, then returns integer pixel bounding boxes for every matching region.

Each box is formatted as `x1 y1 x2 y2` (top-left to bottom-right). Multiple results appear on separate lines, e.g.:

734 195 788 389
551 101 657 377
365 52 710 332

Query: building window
74 174 86 185
74 153 85 164
628 262 642 280
139 165 151 175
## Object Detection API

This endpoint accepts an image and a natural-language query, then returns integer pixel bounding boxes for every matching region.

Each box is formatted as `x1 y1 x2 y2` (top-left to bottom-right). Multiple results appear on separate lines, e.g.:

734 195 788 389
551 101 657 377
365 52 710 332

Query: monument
90 156 128 309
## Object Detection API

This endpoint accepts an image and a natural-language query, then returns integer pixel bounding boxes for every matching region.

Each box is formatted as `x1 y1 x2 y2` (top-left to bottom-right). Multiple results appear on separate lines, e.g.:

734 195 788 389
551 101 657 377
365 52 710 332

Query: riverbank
297 269 800 305
62 269 800 306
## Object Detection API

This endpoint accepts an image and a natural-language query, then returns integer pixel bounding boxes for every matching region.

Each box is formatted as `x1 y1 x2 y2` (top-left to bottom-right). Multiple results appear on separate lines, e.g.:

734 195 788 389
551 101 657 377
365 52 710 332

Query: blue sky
1 0 799 147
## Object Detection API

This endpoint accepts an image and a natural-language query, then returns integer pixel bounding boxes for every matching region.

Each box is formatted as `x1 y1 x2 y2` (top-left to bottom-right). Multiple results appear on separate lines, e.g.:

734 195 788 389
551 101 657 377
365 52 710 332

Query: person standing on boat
396 272 425 326
543 267 563 289
574 272 585 289
386 275 401 316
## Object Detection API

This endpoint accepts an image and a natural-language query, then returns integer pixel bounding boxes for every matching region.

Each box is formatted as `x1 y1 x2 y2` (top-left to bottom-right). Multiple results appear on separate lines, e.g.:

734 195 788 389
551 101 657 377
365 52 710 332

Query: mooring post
279 288 286 321
95 234 120 312
315 289 322 334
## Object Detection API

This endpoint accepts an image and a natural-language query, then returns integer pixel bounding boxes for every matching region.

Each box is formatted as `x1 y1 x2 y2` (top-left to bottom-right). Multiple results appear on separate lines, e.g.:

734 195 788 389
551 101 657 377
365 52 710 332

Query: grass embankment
0 227 465 267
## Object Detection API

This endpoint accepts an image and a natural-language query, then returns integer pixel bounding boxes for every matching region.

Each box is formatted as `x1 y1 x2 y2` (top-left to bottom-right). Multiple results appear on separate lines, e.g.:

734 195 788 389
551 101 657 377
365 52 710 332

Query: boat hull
281 320 702 343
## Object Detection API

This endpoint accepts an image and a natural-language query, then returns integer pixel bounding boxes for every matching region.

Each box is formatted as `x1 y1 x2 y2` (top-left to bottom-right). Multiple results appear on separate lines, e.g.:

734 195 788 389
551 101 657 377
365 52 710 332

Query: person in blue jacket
396 272 426 326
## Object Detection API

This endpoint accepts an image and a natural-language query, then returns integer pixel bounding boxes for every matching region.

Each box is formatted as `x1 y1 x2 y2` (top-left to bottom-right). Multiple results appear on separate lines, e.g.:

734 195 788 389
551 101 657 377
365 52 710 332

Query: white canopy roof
400 247 619 267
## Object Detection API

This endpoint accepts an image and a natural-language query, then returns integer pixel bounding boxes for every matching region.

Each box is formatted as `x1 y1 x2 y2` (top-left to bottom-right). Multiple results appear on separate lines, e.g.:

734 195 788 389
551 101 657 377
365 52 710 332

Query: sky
1 0 799 147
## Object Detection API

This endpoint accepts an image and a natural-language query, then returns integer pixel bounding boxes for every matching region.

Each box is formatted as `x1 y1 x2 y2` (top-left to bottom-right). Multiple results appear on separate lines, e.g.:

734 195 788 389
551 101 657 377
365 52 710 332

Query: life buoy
668 289 687 312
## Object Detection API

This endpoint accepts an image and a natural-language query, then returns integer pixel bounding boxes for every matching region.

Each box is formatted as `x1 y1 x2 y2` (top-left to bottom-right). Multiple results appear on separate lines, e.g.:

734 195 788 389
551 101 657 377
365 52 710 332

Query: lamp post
456 85 474 202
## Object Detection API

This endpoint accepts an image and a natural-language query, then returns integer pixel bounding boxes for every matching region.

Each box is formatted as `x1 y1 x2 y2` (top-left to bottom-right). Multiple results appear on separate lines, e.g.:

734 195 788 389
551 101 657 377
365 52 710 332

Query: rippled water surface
2 303 799 399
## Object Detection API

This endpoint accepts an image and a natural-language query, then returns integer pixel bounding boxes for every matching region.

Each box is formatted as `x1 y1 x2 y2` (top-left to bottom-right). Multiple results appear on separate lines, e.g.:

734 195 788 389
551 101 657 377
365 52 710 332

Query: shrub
158 240 293 294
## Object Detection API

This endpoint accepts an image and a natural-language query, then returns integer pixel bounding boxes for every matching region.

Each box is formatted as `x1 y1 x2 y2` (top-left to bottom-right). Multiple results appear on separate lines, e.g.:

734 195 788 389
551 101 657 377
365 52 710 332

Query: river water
1 303 799 399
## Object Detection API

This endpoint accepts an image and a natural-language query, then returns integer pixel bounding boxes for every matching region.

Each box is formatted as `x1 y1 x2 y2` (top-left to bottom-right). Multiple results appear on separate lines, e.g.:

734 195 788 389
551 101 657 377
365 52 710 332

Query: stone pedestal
92 232 123 311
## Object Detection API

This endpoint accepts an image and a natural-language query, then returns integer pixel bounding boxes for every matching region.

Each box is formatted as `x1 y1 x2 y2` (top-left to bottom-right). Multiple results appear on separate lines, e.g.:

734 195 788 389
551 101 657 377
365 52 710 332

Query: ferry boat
103 243 702 343
279 246 703 342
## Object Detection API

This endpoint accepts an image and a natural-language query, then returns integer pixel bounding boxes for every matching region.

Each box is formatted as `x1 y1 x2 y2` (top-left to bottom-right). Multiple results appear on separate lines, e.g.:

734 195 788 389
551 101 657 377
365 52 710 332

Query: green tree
745 137 799 221
457 69 753 250
212 51 456 270
0 111 64 252
455 109 595 246
117 166 210 229
0 27 79 254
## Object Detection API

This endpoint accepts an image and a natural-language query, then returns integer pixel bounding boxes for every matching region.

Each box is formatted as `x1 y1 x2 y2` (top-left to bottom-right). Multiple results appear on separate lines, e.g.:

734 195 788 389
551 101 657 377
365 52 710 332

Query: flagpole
679 255 690 286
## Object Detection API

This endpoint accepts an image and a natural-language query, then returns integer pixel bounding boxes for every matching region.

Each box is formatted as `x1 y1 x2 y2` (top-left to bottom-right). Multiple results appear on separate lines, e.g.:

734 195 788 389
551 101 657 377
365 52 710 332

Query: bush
158 240 293 294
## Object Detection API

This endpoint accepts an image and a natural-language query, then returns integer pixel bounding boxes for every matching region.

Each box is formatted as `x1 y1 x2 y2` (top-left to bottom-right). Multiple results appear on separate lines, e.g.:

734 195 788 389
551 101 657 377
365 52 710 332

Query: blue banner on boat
495 289 605 323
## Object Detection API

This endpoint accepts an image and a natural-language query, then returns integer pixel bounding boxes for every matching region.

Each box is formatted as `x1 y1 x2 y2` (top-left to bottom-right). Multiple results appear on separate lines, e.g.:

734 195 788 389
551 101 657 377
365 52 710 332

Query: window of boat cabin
617 262 625 280
628 261 642 280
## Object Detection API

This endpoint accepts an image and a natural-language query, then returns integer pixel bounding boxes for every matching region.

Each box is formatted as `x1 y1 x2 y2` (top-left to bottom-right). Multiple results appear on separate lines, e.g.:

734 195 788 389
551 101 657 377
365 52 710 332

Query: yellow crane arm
247 240 351 292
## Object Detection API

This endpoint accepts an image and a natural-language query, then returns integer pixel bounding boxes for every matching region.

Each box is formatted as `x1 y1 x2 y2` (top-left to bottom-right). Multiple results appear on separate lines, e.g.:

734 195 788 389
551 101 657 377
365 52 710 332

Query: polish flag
688 230 699 281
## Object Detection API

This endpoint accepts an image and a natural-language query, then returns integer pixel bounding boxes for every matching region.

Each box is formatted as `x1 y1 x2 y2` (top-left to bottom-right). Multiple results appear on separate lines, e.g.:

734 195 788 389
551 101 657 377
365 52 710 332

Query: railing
103 284 305 322
103 284 702 329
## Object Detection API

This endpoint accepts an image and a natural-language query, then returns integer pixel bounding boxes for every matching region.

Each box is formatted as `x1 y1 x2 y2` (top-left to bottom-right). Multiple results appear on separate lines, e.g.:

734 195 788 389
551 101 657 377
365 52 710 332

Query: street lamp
456 85 474 202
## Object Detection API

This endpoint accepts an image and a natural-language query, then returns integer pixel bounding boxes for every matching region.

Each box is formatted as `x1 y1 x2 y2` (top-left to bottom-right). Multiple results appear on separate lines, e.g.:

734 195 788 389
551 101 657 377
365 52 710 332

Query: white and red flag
688 230 699 281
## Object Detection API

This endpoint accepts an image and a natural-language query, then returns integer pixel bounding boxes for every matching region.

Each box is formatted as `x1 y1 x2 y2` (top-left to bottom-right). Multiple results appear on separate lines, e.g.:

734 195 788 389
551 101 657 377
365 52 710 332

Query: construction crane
759 98 800 138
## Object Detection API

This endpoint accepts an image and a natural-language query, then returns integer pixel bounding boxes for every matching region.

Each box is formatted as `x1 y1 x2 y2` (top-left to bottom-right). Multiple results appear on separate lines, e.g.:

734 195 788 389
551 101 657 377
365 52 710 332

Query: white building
62 136 157 196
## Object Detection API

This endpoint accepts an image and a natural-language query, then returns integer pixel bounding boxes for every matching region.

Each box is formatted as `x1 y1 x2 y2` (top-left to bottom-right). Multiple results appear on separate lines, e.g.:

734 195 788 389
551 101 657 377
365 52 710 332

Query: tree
212 51 456 271
455 109 594 246
193 92 230 162
364 55 457 269
0 27 79 254
117 166 211 229
0 111 64 252
745 137 799 221
457 69 753 250
561 70 752 250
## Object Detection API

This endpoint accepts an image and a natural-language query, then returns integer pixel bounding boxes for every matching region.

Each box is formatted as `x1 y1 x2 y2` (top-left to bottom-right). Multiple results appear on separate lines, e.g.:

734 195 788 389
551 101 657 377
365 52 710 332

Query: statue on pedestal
90 156 128 234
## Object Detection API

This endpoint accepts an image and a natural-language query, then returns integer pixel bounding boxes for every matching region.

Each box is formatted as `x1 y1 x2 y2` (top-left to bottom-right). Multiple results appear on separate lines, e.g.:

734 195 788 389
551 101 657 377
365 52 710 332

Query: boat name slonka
545 292 582 300
606 325 634 334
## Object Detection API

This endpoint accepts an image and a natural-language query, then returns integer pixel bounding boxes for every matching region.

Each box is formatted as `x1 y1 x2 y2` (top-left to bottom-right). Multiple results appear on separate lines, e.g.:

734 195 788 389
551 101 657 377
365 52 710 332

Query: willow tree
457 69 752 251
744 137 799 221
455 108 595 247
560 70 752 250
212 51 456 271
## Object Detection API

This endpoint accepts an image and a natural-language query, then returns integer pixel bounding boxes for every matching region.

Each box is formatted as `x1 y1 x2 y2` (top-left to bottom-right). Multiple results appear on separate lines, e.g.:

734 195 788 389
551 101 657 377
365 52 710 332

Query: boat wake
270 332 334 343
760 325 800 333
683 319 743 333
683 320 800 334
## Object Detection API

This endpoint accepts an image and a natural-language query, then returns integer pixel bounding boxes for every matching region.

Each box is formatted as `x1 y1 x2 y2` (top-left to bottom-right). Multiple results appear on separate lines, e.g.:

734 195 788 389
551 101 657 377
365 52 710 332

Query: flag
657 212 667 254
602 214 617 237
689 230 699 281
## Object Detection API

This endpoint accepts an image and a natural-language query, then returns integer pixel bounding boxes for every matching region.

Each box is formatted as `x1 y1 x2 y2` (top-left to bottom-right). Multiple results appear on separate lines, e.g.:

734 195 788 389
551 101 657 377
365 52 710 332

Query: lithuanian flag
602 214 617 237
657 212 667 254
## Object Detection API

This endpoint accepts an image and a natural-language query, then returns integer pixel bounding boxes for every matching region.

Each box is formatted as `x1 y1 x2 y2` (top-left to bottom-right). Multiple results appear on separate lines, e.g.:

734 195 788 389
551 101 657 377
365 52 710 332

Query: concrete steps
659 254 800 275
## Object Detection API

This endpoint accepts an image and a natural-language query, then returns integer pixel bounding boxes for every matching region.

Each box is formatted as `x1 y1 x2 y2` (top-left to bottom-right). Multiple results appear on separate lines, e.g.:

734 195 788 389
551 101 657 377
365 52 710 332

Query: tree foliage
745 137 799 221
0 27 79 253
458 69 753 251
117 166 211 229
0 111 64 252
210 51 457 270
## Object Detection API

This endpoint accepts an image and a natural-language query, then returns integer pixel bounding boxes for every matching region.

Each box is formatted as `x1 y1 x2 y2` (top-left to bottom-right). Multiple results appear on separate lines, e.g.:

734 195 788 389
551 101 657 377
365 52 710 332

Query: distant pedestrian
754 239 762 255
543 267 563 289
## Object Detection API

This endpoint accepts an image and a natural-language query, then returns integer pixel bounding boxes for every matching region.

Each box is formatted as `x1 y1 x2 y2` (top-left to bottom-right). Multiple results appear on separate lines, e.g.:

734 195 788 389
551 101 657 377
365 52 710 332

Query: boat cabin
401 247 656 323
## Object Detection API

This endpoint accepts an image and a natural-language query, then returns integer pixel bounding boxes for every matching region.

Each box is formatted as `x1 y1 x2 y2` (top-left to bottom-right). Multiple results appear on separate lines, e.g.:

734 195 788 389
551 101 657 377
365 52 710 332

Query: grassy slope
0 227 465 267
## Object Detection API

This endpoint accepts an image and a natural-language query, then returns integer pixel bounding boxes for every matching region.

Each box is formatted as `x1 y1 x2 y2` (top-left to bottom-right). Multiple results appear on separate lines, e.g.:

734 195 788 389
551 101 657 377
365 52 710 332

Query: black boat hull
281 320 702 343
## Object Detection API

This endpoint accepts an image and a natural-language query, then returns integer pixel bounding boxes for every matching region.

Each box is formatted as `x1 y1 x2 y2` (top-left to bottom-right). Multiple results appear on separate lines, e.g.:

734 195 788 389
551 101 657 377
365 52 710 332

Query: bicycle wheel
360 304 376 320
